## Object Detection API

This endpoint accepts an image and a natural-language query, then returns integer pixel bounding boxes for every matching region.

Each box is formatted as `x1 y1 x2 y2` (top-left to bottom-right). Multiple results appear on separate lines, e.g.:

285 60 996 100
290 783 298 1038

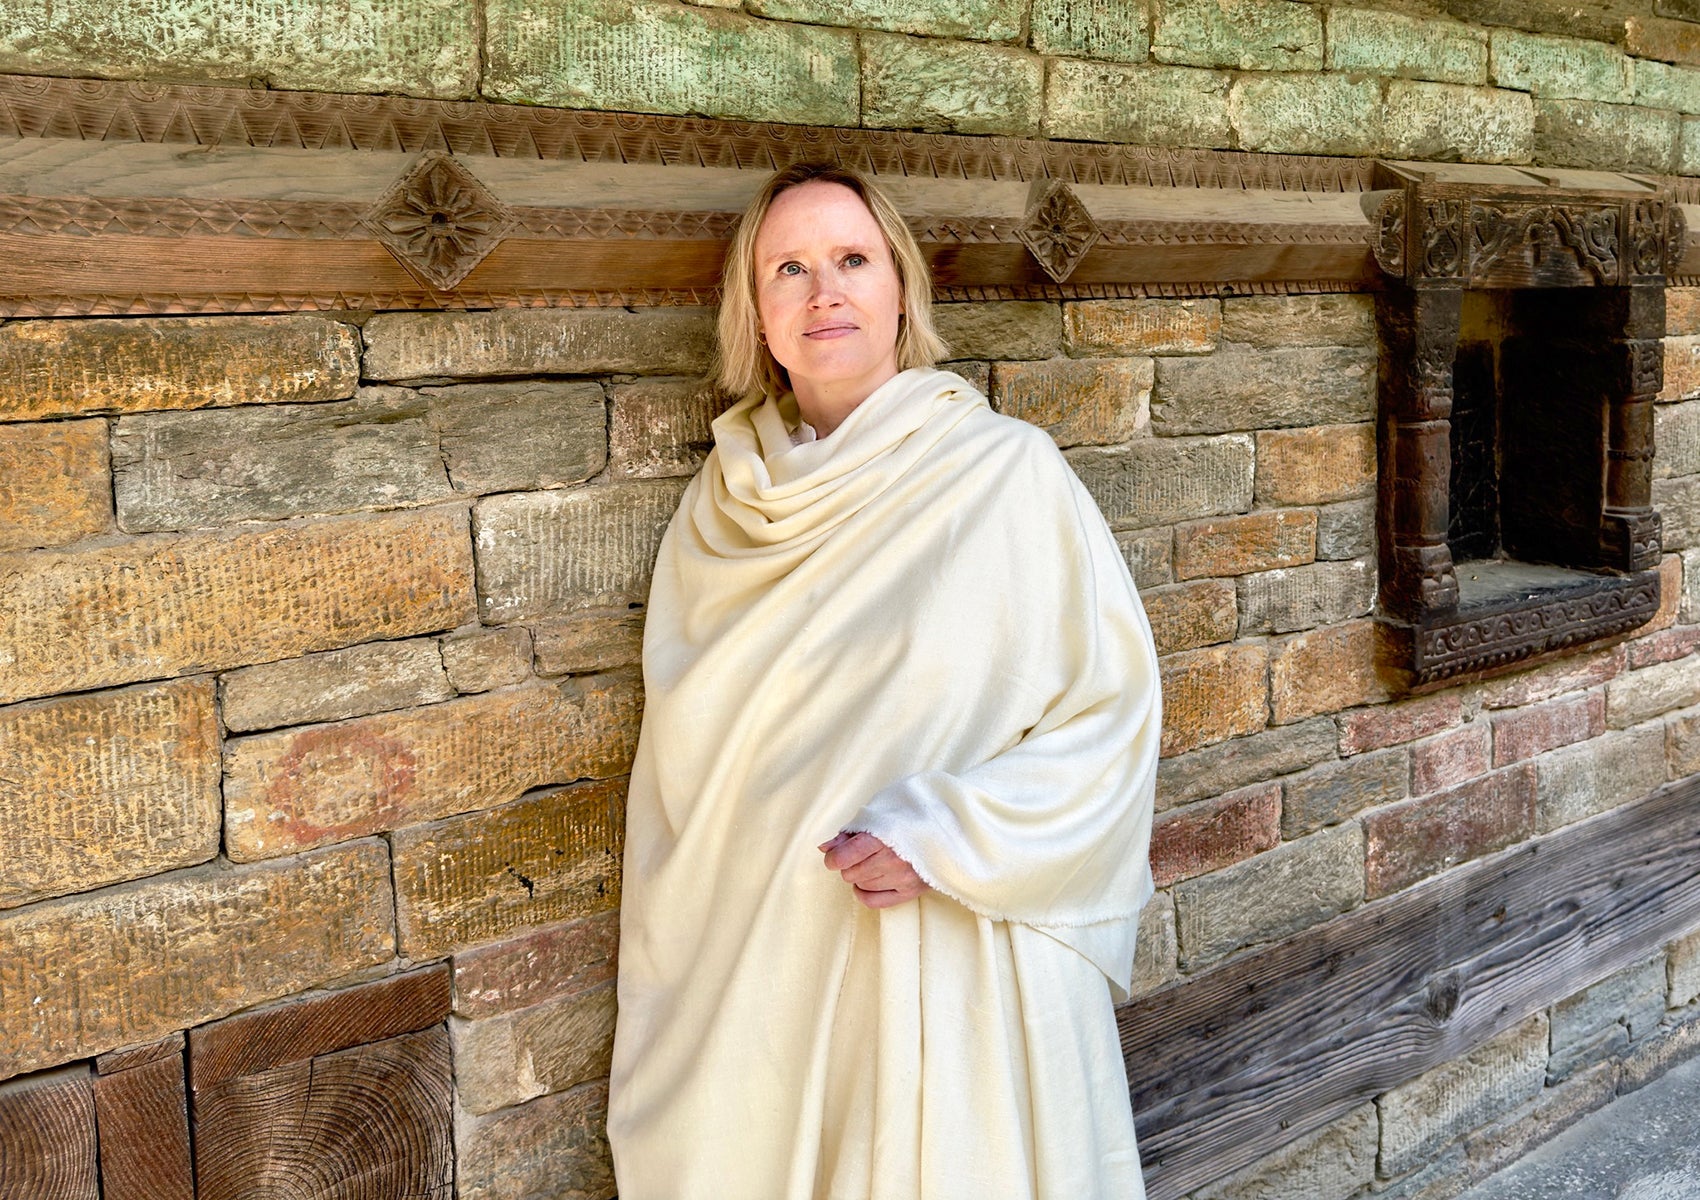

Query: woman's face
752 181 903 416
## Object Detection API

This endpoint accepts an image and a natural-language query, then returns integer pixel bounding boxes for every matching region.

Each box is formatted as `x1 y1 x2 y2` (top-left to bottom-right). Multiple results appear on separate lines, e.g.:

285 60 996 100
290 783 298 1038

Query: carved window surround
1370 163 1681 684
10 72 1700 317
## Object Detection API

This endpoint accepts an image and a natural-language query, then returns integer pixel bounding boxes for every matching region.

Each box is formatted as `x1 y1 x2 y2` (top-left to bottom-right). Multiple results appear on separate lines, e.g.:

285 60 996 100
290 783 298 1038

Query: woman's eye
844 254 866 268
780 263 803 276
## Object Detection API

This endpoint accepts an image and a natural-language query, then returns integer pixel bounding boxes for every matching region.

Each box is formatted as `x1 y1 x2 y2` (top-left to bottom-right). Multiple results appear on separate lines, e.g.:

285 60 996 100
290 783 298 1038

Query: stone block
1158 642 1269 757
1669 925 1700 1008
451 981 617 1115
946 360 992 394
220 638 455 733
0 508 475 707
1649 551 1689 639
1174 508 1316 579
1174 823 1364 969
1031 0 1150 63
1043 59 1231 146
1653 475 1700 548
1655 401 1700 478
1411 721 1493 795
1231 72 1385 157
1236 558 1377 635
0 679 218 910
1685 549 1700 623
1377 1014 1548 1177
934 302 1062 362
1662 334 1700 400
1190 1102 1378 1200
224 673 640 862
0 841 393 1080
747 0 1022 38
1670 291 1700 338
1065 299 1219 357
1156 716 1337 810
1491 29 1632 102
1607 653 1700 727
1383 79 1537 164
1130 893 1179 999
0 316 358 422
608 377 727 481
1680 114 1700 174
1670 704 1700 778
1364 764 1535 897
0 419 111 553
1493 691 1607 764
1325 8 1487 84
1338 692 1465 756
1619 1009 1700 1092
1117 527 1175 590
532 610 647 677
1150 783 1281 887
1629 625 1700 670
0 0 477 97
112 392 453 531
1627 14 1700 69
1153 345 1375 435
1142 578 1238 654
1152 0 1322 71
483 0 857 124
1535 723 1669 833
1269 619 1397 724
1473 645 1623 709
456 1081 614 1200
1065 434 1254 528
1317 498 1376 561
1635 58 1700 116
424 382 607 494
990 357 1151 447
362 307 715 384
393 778 624 959
1534 98 1680 173
475 480 687 623
1459 1060 1620 1186
442 627 533 694
453 909 620 1019
861 33 1042 136
1282 746 1409 838
1550 956 1669 1080
1218 295 1376 350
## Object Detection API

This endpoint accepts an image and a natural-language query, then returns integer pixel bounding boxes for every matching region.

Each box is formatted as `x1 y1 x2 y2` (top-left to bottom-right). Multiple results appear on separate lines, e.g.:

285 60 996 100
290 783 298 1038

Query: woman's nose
809 271 844 306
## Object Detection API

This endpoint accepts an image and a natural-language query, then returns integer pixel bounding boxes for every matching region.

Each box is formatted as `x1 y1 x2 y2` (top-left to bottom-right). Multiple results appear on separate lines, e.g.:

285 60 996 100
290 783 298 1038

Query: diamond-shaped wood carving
1016 180 1101 282
362 152 516 290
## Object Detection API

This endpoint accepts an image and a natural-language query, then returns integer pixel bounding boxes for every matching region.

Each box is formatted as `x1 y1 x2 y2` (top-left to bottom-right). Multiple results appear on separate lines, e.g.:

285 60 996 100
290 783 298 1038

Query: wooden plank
1121 774 1700 1199
0 1066 99 1200
95 1031 184 1077
193 1025 453 1200
188 965 450 1095
92 1054 193 1200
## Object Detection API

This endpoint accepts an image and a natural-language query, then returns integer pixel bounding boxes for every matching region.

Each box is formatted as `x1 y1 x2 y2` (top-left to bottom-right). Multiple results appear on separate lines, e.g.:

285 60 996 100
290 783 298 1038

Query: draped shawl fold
608 369 1162 1200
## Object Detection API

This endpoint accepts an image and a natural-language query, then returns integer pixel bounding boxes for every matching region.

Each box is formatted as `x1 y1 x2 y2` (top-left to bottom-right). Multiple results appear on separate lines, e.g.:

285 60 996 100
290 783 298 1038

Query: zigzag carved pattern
918 217 1372 246
0 73 1378 193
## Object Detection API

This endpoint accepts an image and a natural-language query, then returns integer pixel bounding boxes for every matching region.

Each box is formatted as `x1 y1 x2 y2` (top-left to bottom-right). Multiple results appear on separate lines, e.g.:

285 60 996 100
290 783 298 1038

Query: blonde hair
717 163 947 399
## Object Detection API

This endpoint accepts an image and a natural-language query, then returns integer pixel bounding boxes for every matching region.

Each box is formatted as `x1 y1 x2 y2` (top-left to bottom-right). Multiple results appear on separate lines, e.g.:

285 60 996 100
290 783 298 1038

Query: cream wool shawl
608 368 1162 1200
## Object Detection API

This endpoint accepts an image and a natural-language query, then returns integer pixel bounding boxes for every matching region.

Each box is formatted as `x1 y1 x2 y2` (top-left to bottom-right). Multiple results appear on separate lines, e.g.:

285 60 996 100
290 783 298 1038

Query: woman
607 163 1162 1199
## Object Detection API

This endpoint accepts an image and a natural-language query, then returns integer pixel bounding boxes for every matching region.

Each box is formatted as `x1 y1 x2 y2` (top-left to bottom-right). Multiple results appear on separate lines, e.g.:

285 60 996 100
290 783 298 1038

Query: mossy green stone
1491 29 1632 103
1679 114 1700 174
0 0 478 98
1230 73 1384 157
1152 0 1322 72
1030 0 1151 64
1045 59 1230 147
1635 58 1700 116
1384 81 1533 164
1534 98 1679 172
862 33 1042 135
484 0 859 126
1325 8 1488 86
746 0 1023 40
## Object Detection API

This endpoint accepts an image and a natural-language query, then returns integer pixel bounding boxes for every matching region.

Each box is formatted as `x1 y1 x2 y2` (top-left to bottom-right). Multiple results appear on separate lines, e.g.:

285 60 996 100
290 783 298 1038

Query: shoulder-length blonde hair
717 162 948 400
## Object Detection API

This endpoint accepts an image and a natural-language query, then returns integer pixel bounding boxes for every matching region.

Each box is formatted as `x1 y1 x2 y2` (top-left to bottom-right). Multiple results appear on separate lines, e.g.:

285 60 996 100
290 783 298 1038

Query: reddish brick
1174 508 1316 579
1492 692 1606 766
452 909 620 1019
1270 620 1400 725
1338 692 1466 756
1411 722 1492 794
1474 645 1625 710
1365 765 1536 898
1626 625 1700 670
1159 642 1269 757
1150 783 1281 887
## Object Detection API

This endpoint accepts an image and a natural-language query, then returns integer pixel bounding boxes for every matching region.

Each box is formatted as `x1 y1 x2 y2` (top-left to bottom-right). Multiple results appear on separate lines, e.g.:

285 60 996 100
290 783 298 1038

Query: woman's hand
819 832 930 909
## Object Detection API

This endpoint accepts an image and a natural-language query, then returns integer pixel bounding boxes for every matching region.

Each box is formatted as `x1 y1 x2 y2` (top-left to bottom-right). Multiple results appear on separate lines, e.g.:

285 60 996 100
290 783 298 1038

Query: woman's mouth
803 323 857 339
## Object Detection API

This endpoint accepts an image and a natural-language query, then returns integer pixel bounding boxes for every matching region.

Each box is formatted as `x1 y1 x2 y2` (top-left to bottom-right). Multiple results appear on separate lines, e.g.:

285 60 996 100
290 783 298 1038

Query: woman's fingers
819 831 882 871
820 833 929 908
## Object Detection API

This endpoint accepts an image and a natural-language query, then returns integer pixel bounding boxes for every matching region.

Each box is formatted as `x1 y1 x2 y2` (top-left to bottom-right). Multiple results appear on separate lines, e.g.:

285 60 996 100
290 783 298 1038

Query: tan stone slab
223 672 640 861
455 1079 614 1200
608 377 727 480
424 382 609 494
1174 508 1316 579
1255 423 1377 505
1142 578 1238 655
935 301 1064 361
1065 299 1220 357
1627 15 1700 68
0 679 218 910
1159 642 1269 757
450 980 617 1115
0 316 359 422
453 908 620 1019
991 357 1152 447
219 639 455 733
1153 345 1376 435
532 610 646 677
1668 290 1700 337
0 841 394 1080
1219 294 1375 349
1236 558 1377 635
1270 619 1398 723
1066 434 1254 528
0 508 474 707
441 627 533 694
0 420 112 553
1662 334 1700 401
393 777 625 959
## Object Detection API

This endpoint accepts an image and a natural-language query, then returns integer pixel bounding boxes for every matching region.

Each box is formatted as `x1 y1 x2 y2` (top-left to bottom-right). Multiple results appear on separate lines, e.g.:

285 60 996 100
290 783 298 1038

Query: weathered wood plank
193 1026 453 1200
1121 774 1700 1199
0 1066 99 1200
188 965 451 1094
95 1032 184 1077
92 1053 193 1200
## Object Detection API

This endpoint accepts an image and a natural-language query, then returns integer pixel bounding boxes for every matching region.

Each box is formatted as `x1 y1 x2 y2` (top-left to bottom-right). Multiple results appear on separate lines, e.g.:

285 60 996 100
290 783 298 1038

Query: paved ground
1454 1053 1700 1200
